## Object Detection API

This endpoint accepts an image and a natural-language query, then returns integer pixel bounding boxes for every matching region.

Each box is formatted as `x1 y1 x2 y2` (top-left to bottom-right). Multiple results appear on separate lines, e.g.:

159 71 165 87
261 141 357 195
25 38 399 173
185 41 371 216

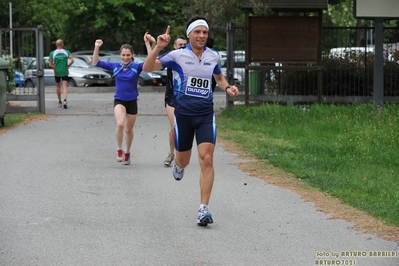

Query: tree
0 0 82 56
0 0 80 36
0 0 246 54
60 0 188 53
323 0 357 27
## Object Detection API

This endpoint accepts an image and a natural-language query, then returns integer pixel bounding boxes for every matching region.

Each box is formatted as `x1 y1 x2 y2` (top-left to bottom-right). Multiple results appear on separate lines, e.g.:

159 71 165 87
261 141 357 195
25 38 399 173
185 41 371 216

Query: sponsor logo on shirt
186 86 210 98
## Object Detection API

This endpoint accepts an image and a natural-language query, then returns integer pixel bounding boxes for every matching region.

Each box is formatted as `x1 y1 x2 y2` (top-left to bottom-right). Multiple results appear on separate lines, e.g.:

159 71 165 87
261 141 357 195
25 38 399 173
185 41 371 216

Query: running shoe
57 102 62 108
63 101 68 109
163 153 174 167
197 205 213 226
116 149 124 162
172 163 184 181
123 153 131 165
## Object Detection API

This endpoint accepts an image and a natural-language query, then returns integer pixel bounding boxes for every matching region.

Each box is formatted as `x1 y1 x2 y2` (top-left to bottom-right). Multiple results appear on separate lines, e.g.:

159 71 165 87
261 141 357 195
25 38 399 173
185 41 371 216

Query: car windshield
134 56 145 63
105 56 122 63
97 55 147 64
27 57 92 70
18 57 35 71
220 55 245 68
70 58 89 68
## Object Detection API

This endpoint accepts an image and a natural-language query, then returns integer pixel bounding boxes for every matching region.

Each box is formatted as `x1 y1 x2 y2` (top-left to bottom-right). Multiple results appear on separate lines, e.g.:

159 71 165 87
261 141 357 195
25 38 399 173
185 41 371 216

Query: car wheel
25 79 35 88
68 79 77 87
138 78 145 86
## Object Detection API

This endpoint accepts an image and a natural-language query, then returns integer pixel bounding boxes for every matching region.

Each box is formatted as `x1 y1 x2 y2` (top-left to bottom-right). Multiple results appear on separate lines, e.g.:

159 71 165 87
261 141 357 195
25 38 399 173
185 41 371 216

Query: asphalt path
0 88 398 266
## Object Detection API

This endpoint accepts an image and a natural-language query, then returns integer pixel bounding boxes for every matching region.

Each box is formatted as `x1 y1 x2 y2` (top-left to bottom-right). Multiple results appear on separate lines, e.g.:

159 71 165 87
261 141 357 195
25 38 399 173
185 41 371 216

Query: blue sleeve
213 52 222 75
96 60 110 70
97 61 120 75
214 64 221 75
136 62 143 72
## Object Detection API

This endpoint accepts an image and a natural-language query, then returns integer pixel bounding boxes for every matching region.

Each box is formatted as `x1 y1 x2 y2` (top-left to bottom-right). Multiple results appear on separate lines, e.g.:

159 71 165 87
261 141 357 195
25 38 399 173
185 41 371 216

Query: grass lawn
0 113 49 136
217 103 399 228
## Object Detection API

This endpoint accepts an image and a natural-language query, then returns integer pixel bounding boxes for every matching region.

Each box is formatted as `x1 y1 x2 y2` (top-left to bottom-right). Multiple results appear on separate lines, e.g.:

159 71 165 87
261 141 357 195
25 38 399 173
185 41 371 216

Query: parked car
14 70 24 87
216 51 247 84
1 56 28 87
72 50 118 57
219 51 227 59
73 54 93 65
220 52 281 85
328 47 374 61
220 54 245 85
24 57 112 87
218 50 244 60
74 54 116 86
135 55 168 86
99 55 167 86
15 56 36 72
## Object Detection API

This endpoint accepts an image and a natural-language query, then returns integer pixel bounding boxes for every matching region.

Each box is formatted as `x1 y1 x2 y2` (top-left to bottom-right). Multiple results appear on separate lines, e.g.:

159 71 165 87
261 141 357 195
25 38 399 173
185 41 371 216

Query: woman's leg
124 113 137 152
114 104 126 148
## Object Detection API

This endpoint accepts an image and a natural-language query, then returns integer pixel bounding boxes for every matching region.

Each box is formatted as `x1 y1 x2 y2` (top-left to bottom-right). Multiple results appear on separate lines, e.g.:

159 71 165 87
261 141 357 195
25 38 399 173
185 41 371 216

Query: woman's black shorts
114 99 138 115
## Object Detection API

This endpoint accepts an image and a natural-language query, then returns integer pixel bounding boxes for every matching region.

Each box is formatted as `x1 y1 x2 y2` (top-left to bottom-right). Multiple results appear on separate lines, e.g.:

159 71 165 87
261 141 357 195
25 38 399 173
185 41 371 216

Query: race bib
185 76 211 98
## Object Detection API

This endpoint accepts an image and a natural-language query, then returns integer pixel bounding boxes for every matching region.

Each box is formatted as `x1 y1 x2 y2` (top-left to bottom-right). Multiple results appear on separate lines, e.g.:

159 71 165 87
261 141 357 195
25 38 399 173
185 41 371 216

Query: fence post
373 18 384 110
226 22 235 110
37 25 45 113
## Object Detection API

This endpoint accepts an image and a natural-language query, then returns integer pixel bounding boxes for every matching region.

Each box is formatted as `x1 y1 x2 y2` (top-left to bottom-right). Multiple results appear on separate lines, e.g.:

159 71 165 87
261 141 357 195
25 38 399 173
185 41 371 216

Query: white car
220 54 245 85
24 57 112 87
220 52 281 85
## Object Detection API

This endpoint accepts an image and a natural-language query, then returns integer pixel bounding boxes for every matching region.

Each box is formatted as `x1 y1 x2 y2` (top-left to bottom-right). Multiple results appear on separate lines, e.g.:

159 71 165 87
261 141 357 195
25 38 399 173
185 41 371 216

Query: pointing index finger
165 25 170 35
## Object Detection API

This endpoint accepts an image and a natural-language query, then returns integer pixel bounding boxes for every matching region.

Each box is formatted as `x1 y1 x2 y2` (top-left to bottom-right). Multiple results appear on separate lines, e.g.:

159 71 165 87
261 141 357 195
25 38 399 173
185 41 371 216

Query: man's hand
156 26 171 49
227 85 239 97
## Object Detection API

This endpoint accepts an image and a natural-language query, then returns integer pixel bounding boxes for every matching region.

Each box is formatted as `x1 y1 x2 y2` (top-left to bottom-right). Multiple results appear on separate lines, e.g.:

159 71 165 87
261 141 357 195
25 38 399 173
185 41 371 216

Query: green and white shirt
49 49 72 77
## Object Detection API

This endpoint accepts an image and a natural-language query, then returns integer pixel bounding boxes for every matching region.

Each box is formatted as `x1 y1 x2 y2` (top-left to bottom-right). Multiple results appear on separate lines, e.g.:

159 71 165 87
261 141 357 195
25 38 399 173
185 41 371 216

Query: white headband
186 19 209 36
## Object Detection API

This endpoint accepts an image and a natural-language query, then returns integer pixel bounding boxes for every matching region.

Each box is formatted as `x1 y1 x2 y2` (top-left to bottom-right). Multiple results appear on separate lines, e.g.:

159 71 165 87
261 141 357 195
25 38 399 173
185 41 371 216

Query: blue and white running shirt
159 44 221 116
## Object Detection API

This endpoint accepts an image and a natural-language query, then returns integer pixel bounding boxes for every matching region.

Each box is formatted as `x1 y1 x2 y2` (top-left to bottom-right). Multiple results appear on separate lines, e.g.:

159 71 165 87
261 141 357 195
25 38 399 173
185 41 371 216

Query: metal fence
227 25 399 106
0 26 44 113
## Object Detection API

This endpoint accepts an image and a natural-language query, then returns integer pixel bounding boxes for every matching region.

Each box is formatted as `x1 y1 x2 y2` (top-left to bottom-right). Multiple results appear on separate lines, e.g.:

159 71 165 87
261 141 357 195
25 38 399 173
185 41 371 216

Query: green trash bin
0 58 10 126
249 70 260 95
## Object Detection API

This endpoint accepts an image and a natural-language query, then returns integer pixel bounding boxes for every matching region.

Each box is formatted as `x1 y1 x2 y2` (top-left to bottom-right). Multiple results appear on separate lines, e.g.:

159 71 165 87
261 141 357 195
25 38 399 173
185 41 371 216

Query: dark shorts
55 76 68 83
174 112 216 152
114 99 138 115
164 86 174 107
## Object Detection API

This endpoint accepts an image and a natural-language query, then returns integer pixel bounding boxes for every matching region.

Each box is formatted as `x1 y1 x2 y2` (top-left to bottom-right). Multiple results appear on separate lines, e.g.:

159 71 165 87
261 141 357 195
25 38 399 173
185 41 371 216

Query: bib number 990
190 78 209 89
185 76 211 98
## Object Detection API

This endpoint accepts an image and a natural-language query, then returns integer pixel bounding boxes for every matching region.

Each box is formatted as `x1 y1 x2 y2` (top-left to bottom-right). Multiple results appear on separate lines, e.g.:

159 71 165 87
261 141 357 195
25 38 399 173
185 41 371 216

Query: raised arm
143 26 171 72
144 32 156 54
92 39 103 65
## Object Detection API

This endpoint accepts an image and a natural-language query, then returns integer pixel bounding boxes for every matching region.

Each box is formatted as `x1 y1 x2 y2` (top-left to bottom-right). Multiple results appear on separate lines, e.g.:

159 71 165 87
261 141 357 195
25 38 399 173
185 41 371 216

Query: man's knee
200 153 213 168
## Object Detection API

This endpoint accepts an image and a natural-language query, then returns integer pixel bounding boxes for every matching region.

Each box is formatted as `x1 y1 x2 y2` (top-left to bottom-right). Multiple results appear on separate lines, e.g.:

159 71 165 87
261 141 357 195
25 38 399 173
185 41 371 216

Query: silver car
220 54 245 85
24 57 112 87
